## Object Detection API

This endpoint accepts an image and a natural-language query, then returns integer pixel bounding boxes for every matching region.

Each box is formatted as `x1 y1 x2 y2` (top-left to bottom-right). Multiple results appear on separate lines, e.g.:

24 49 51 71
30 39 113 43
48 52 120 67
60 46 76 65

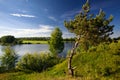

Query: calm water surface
0 42 74 57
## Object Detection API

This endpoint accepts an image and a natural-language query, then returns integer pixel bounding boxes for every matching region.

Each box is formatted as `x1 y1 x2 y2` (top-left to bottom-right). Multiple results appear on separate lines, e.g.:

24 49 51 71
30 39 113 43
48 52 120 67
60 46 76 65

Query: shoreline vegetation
19 37 75 44
22 40 48 44
0 35 120 45
0 1 120 80
22 40 75 44
0 36 75 45
0 41 120 80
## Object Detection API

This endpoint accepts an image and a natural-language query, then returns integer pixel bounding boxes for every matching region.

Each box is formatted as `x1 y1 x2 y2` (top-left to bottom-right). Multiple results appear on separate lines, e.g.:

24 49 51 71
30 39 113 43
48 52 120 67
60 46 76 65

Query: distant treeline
64 38 75 41
18 37 50 41
0 36 75 45
0 35 120 45
113 37 120 41
17 37 75 41
0 35 22 45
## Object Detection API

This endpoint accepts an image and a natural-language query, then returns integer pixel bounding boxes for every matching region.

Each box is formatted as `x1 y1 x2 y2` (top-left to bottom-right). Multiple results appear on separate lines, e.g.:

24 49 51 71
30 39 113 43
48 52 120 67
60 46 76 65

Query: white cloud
0 25 54 37
10 13 36 18
48 16 57 21
0 25 76 38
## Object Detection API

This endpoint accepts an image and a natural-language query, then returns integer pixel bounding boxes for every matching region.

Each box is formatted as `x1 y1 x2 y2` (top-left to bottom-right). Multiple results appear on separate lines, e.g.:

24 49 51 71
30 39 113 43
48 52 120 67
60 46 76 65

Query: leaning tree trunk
68 36 80 76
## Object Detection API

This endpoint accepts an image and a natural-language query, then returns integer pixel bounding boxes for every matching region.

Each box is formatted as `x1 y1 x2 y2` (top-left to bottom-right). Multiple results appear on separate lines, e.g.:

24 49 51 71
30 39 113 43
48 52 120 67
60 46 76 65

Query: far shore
22 40 74 44
22 40 48 44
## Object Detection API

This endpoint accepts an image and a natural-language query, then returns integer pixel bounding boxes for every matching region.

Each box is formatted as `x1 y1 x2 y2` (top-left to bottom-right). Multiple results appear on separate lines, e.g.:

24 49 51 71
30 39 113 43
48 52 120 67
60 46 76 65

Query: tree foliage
64 0 114 76
49 27 64 56
16 53 60 72
18 37 50 41
0 35 22 45
64 0 114 50
1 35 15 43
0 35 16 45
0 46 18 70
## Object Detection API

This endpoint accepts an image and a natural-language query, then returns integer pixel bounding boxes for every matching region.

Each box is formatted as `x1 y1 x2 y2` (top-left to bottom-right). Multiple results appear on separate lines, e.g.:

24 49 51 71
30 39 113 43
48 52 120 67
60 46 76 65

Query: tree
1 35 16 45
64 0 114 76
0 46 18 70
16 53 59 72
48 27 64 56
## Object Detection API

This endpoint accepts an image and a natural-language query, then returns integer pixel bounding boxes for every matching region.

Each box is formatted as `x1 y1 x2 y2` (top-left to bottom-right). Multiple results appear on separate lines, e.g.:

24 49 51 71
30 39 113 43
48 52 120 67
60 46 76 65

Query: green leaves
16 53 60 72
0 46 18 70
0 35 16 45
82 0 90 13
49 27 64 56
64 0 114 51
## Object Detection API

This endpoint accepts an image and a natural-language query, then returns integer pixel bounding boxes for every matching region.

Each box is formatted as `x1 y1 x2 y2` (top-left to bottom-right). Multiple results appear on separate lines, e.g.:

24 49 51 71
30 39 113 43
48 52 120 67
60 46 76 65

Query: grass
0 72 92 80
0 42 120 80
22 40 74 44
22 40 48 44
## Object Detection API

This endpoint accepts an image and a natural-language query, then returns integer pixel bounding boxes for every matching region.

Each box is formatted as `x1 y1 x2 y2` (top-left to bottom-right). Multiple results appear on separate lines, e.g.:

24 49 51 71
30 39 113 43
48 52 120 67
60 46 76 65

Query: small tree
0 35 16 45
49 27 64 56
64 0 114 76
0 46 18 70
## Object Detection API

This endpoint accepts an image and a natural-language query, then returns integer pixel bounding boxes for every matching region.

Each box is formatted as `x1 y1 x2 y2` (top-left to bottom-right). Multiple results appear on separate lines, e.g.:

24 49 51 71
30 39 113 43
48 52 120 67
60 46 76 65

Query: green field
22 40 48 44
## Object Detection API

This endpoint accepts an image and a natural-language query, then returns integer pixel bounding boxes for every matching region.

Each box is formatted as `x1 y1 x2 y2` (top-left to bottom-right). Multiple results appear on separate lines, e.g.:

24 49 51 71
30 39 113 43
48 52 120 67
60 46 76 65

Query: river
0 42 74 57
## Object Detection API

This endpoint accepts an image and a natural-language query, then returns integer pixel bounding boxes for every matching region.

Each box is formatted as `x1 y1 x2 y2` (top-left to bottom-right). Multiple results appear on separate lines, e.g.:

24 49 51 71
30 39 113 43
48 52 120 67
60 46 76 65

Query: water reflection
0 42 74 57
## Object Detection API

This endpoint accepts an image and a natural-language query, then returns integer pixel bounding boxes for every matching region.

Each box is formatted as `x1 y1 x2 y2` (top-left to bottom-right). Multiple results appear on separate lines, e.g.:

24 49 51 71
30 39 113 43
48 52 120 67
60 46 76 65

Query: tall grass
0 42 120 80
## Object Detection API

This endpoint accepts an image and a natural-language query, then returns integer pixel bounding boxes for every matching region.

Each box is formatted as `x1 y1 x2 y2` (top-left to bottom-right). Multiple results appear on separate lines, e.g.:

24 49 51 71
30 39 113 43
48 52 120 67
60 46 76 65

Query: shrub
0 66 6 73
16 53 61 72
0 46 18 71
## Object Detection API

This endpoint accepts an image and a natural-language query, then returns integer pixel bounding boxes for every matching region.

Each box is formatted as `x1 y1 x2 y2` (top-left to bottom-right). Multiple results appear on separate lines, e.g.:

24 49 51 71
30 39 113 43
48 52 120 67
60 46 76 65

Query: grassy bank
22 40 48 44
0 41 120 80
0 72 83 80
22 40 74 44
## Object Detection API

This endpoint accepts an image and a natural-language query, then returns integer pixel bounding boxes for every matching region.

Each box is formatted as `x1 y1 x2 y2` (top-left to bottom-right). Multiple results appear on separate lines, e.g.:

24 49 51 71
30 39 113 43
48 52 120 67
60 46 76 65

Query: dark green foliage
18 37 50 41
64 38 75 42
16 39 22 44
0 66 6 73
1 35 15 45
64 0 114 51
0 46 18 71
112 36 120 43
16 53 61 72
0 35 23 45
49 27 64 56
48 42 120 79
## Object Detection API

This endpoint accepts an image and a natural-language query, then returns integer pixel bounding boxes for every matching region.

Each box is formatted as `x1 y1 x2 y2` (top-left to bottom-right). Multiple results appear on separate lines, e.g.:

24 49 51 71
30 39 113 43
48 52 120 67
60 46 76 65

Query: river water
0 42 74 57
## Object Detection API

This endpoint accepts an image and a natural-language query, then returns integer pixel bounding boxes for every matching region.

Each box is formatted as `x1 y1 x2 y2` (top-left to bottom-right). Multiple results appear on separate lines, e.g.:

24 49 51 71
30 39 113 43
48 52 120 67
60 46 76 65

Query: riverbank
0 41 120 80
22 40 48 44
21 40 74 44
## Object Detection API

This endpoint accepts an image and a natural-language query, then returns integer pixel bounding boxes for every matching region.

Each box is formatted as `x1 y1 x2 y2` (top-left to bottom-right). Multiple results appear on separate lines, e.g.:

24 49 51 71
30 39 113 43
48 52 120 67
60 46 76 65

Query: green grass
0 72 90 80
22 40 48 44
0 42 120 80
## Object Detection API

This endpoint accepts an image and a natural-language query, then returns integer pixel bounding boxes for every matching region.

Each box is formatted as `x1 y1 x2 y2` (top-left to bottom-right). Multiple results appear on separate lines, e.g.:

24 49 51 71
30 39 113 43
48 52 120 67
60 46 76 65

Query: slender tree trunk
68 36 80 76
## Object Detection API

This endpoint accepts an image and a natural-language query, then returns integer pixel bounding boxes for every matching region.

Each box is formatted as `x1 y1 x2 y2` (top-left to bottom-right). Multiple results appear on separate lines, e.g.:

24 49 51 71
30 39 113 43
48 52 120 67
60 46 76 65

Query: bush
74 42 120 78
16 53 61 72
0 66 6 73
0 46 18 71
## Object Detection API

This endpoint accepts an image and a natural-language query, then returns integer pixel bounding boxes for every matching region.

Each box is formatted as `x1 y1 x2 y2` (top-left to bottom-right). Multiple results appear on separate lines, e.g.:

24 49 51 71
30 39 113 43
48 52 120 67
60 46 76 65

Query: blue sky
0 0 120 38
